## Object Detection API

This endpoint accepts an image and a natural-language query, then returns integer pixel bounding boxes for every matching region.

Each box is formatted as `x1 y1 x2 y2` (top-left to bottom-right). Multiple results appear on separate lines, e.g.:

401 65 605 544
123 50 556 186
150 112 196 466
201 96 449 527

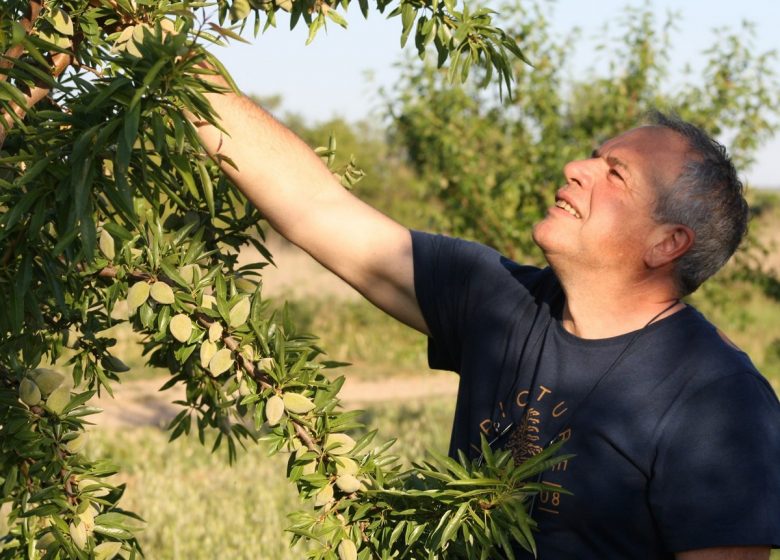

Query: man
191 75 780 558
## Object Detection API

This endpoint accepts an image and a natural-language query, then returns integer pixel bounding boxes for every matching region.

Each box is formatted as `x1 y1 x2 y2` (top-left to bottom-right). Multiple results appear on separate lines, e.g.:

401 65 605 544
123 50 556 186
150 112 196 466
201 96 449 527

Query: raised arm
191 83 430 335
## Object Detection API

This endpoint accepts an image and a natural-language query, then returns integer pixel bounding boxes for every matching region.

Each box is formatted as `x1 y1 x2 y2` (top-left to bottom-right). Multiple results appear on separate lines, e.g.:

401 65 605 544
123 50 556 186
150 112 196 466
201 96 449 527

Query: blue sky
211 1 780 188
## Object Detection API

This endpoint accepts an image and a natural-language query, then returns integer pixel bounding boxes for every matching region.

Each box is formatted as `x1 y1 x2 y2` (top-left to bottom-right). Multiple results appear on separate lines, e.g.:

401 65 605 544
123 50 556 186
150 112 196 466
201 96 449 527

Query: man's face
532 126 689 275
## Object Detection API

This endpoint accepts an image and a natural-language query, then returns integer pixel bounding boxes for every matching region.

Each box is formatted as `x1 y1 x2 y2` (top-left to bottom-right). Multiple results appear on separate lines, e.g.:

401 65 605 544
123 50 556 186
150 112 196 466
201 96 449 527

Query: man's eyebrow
592 148 631 175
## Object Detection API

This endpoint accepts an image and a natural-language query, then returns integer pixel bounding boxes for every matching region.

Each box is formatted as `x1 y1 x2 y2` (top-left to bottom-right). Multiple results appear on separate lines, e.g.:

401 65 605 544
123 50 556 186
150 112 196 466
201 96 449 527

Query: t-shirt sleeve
649 372 780 552
412 231 506 372
410 230 502 372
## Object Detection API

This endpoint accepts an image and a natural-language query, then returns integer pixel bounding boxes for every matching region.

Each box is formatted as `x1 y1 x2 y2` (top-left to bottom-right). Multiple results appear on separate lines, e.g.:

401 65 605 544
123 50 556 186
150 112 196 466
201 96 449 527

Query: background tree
389 2 780 264
0 0 578 558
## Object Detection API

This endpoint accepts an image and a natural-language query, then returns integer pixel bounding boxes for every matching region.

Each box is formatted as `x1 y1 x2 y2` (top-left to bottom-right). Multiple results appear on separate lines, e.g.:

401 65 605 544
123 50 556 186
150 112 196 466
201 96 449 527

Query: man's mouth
555 199 581 219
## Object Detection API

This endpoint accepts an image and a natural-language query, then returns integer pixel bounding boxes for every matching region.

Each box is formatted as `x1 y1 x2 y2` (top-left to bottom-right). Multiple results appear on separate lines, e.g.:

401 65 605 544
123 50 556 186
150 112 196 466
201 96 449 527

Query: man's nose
563 158 594 188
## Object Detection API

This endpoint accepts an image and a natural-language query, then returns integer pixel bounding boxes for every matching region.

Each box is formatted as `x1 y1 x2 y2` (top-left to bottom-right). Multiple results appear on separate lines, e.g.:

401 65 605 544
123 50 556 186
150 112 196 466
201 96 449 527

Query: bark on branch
0 0 43 83
0 50 72 149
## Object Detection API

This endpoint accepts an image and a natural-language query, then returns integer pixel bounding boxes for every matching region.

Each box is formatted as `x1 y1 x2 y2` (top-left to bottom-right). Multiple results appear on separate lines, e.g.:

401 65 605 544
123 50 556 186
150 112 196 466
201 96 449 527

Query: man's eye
609 169 624 181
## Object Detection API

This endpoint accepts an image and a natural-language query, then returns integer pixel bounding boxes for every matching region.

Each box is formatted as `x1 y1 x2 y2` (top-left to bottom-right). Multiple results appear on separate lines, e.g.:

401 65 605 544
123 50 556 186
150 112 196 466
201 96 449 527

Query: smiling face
532 126 690 279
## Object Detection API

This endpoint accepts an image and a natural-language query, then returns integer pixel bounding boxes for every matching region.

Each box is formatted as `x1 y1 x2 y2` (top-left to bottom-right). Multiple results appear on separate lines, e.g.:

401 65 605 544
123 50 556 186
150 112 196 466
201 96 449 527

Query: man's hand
189 69 430 336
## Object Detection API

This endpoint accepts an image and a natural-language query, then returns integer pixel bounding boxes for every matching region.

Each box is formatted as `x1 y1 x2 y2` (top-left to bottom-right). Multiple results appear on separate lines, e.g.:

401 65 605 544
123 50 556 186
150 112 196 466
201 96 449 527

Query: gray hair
645 110 748 296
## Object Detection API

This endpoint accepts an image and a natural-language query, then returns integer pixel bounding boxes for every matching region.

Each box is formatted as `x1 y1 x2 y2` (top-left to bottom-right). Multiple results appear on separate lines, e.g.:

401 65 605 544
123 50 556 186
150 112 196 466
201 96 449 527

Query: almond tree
0 1 566 558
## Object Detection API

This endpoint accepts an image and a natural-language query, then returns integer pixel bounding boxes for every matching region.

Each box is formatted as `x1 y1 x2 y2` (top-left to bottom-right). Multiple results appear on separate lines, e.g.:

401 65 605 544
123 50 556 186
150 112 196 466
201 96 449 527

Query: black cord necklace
476 298 682 467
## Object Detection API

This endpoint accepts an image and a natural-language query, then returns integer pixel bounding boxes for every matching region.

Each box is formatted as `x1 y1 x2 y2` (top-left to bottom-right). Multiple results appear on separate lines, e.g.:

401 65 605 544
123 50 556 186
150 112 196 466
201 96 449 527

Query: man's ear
644 224 694 269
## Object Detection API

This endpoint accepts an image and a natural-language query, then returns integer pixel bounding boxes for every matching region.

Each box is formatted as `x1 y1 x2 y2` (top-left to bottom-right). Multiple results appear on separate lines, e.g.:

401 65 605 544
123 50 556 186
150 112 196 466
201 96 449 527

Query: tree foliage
0 0 575 558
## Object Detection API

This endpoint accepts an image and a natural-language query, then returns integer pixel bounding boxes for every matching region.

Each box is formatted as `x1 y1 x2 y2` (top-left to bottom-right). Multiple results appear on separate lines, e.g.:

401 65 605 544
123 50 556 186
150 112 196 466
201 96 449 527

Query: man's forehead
598 126 689 185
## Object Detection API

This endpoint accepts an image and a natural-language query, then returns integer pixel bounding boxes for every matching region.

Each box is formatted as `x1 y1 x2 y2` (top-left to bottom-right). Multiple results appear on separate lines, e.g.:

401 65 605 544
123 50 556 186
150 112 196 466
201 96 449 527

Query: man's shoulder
671 306 759 373
410 230 558 295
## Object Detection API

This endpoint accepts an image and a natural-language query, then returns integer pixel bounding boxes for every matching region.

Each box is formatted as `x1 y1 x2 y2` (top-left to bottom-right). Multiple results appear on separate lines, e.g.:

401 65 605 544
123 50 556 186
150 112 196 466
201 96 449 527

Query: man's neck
559 276 684 339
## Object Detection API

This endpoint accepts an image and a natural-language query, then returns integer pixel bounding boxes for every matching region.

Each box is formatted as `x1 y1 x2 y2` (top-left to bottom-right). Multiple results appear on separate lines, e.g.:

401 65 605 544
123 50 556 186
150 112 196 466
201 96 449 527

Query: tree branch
0 51 73 150
0 0 43 84
97 264 322 452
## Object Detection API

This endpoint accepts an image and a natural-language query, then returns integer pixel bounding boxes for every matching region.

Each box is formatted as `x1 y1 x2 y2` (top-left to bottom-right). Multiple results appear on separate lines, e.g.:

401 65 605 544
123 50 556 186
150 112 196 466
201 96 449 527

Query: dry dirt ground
93 233 457 428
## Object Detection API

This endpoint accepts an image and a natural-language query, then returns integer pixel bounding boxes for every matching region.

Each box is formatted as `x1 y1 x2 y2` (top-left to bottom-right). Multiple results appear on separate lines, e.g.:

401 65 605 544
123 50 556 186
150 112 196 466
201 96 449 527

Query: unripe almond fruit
208 322 223 342
150 282 175 304
65 432 88 454
200 340 217 368
258 357 275 371
126 281 150 312
335 457 359 476
228 297 251 328
265 395 285 426
46 386 70 415
208 348 233 376
69 521 87 550
314 483 334 507
201 294 217 311
94 541 123 560
337 538 358 560
178 264 198 285
19 378 42 406
335 474 361 494
282 392 316 414
323 433 355 456
31 368 65 395
99 229 115 260
169 313 193 342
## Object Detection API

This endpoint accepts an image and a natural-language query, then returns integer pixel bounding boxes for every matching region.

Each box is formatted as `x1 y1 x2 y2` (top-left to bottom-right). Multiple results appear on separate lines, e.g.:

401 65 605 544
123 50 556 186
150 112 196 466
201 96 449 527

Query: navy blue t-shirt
411 230 780 558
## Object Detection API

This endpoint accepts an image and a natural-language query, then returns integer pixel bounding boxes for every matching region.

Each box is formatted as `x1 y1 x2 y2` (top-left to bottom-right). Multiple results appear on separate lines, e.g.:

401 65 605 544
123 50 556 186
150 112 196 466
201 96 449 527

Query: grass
86 396 455 559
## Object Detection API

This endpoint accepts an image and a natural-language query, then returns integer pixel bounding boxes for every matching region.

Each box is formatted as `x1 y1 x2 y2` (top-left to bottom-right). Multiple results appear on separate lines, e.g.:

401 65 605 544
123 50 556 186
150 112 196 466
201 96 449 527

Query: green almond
99 229 115 260
208 348 233 376
114 25 134 46
208 322 223 342
265 395 285 426
31 368 66 395
282 392 316 414
323 433 355 456
19 377 42 406
258 357 275 371
160 18 176 35
65 432 88 454
201 294 217 310
150 282 175 304
50 7 74 36
169 313 193 343
230 0 251 20
179 264 198 285
337 539 358 560
46 385 71 415
69 522 87 550
200 340 217 369
335 457 359 476
127 281 150 312
94 541 123 560
313 483 334 507
228 297 251 328
335 474 361 494
131 23 150 45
